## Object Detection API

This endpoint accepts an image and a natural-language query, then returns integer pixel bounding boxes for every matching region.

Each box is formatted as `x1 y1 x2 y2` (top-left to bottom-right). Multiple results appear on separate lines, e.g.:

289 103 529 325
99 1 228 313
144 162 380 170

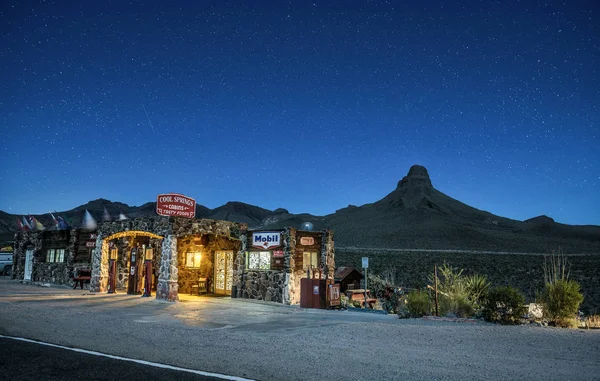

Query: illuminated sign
252 232 281 249
156 193 196 218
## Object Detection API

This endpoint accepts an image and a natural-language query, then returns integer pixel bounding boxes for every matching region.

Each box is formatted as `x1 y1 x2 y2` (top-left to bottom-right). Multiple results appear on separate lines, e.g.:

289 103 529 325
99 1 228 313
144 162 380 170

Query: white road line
0 334 256 381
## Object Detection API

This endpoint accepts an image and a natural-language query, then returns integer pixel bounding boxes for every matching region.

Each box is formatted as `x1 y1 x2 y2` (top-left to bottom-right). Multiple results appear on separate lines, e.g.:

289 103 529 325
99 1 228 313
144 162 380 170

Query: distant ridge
1 165 599 253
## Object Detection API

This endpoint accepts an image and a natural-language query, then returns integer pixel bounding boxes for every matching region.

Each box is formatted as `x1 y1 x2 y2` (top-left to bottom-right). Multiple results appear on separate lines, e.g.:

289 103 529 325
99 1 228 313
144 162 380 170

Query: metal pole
364 267 368 309
434 264 439 317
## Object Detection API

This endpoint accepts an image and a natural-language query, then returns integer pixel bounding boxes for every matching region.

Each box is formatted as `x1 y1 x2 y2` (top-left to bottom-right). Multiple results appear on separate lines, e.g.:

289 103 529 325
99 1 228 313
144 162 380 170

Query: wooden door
214 251 233 295
24 249 33 281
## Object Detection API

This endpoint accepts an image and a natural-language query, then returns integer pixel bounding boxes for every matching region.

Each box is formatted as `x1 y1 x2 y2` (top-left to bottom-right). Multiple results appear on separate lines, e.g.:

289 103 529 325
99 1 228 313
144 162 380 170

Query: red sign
273 250 284 257
156 193 196 218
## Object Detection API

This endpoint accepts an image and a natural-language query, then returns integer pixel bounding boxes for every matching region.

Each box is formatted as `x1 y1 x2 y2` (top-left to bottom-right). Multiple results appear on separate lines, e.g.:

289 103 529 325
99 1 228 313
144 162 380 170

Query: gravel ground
0 278 599 381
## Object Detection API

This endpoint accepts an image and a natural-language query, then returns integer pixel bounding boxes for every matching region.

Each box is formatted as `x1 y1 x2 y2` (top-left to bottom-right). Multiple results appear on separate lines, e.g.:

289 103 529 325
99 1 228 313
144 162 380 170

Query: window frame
246 251 271 271
302 251 319 271
46 248 65 263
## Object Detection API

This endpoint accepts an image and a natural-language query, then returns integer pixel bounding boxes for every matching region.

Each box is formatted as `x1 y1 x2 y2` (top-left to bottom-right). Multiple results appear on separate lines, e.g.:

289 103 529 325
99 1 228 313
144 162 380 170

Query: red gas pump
127 245 141 295
142 245 153 297
108 243 118 294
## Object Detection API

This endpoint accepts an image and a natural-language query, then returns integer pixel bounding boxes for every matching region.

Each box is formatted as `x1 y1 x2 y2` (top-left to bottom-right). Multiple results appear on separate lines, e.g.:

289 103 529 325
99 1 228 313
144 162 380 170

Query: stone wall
14 216 247 302
12 231 44 281
235 228 336 305
241 271 286 302
12 229 91 286
177 234 241 295
90 217 172 293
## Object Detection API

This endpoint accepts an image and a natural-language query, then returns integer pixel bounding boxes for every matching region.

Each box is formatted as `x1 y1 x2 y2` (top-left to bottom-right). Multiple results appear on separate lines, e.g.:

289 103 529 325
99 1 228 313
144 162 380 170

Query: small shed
334 267 363 293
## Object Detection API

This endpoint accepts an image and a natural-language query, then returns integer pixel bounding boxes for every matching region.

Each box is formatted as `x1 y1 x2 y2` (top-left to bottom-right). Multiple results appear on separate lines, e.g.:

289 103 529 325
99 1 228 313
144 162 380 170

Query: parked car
0 252 13 276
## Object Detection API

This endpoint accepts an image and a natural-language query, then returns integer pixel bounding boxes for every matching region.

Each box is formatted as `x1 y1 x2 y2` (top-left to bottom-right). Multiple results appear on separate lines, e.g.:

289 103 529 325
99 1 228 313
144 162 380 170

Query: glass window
186 251 202 268
303 252 319 270
46 249 65 263
246 251 270 270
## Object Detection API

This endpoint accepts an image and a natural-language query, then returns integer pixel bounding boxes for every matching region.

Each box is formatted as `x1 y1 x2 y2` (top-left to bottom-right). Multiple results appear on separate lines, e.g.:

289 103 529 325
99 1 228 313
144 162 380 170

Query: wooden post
434 264 439 317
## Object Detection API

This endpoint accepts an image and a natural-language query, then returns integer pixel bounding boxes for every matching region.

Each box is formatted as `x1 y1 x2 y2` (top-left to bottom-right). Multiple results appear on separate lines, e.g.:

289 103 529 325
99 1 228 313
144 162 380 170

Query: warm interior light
145 247 154 260
194 252 201 266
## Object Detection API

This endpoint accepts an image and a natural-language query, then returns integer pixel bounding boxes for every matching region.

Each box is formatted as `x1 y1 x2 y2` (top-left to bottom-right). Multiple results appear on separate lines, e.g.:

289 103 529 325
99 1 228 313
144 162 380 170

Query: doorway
214 251 233 295
24 249 33 281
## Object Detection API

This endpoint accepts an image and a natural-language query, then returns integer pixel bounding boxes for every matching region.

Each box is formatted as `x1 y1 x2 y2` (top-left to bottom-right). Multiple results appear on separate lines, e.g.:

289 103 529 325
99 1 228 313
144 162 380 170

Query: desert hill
1 165 599 253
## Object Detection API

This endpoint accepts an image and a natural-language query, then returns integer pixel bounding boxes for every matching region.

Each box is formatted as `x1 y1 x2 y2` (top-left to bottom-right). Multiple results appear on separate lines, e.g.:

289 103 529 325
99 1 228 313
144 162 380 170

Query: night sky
1 1 598 225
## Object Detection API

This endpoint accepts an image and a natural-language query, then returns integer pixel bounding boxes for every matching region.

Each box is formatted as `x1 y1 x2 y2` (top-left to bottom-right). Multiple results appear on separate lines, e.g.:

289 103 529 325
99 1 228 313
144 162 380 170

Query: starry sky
1 0 598 225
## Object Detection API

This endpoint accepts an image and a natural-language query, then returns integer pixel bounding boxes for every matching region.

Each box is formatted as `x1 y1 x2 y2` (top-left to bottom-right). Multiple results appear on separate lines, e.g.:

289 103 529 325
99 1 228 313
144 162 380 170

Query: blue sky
0 0 598 225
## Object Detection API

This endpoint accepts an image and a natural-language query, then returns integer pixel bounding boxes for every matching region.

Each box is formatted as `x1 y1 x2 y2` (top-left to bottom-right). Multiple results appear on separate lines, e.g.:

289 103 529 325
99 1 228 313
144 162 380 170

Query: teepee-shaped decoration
102 207 112 222
82 210 98 230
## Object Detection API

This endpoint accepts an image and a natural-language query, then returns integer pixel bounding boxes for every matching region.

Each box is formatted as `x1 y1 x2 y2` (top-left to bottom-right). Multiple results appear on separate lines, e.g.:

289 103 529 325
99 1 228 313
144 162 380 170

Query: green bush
428 263 485 318
464 274 490 307
482 286 526 324
541 279 584 327
406 290 431 317
454 295 475 318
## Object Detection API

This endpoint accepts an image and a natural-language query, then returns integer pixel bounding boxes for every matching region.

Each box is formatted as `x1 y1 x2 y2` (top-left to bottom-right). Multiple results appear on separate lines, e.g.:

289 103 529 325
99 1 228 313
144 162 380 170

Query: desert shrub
340 294 350 309
369 272 401 313
454 294 475 318
584 315 600 329
541 279 584 327
482 286 526 324
464 274 490 307
540 251 584 328
428 262 483 317
406 290 431 317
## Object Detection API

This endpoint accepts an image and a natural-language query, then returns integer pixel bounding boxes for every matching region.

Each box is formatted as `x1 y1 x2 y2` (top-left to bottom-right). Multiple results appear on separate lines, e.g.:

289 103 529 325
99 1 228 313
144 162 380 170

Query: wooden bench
73 268 91 289
346 289 377 308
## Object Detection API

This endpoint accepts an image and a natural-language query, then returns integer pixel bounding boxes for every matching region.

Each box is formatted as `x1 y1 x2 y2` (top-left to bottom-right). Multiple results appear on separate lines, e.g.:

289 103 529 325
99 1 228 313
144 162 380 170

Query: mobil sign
156 193 196 218
252 232 281 250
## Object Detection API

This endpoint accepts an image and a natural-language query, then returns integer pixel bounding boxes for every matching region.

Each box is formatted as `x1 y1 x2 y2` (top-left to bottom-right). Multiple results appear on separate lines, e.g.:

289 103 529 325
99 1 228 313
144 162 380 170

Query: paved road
1 278 599 381
0 337 240 381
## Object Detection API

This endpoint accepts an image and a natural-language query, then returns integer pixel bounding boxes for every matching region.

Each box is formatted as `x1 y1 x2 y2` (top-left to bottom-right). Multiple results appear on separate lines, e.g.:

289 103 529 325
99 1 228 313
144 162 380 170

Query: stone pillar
156 235 179 301
232 233 246 298
89 234 108 292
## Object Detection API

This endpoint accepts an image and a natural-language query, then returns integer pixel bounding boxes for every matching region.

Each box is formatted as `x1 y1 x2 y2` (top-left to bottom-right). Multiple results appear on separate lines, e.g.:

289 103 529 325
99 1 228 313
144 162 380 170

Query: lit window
246 251 270 270
46 249 65 263
303 252 319 270
186 251 202 268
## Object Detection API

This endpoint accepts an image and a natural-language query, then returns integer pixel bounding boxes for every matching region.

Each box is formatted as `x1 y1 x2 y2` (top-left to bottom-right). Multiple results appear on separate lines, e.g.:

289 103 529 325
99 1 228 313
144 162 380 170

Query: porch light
109 248 118 260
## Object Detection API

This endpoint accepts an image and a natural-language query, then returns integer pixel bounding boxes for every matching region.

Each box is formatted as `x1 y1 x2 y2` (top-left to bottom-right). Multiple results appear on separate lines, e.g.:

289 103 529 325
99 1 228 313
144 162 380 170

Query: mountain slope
1 165 598 253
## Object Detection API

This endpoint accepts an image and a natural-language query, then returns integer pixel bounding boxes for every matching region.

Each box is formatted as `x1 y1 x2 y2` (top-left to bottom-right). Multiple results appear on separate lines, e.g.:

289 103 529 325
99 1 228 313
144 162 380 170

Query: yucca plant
540 250 584 327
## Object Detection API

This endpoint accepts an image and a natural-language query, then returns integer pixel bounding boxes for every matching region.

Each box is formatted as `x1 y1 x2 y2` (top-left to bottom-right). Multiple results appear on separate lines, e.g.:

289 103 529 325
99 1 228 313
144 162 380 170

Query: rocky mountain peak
397 165 433 190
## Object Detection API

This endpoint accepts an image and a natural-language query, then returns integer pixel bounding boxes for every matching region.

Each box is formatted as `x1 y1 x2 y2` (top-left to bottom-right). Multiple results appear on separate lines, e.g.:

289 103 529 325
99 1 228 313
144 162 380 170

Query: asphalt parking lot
1 278 599 381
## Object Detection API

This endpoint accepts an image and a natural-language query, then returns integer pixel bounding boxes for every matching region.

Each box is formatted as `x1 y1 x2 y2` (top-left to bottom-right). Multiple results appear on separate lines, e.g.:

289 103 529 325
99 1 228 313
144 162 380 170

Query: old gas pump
107 243 118 294
127 245 141 295
142 244 153 297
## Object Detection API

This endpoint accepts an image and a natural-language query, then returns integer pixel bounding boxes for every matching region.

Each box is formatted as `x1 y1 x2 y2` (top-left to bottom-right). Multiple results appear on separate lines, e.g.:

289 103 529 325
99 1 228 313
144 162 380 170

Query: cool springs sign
252 232 281 249
156 193 196 218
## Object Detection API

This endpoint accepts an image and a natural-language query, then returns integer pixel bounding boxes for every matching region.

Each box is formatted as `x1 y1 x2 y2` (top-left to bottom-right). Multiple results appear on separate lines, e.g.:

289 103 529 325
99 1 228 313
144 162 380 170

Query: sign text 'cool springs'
156 194 196 218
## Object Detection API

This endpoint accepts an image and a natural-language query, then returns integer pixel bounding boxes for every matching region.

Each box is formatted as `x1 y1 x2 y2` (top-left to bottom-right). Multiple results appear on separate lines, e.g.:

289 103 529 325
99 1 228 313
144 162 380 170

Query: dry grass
584 315 600 329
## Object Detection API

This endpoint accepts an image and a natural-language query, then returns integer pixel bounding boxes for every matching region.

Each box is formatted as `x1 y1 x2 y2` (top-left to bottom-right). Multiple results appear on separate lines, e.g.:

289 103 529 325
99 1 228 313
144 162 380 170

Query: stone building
233 228 335 305
12 217 335 305
12 229 96 285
